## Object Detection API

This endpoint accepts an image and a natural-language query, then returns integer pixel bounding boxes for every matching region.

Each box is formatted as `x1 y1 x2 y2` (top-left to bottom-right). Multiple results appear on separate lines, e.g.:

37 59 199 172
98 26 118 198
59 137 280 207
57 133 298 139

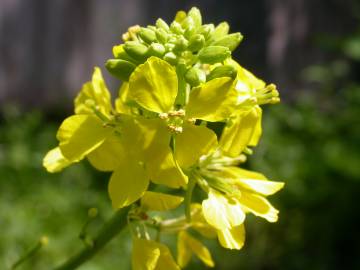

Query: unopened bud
147 42 166 57
188 34 205 52
138 28 156 44
185 67 206 86
123 41 149 61
105 59 136 81
156 18 170 31
170 21 184 35
207 65 237 81
88 207 98 218
212 33 243 51
40 236 49 246
112 45 139 63
173 36 188 52
200 24 215 40
164 52 178 65
174 10 187 23
155 28 168 44
188 7 202 28
198 46 231 64
212 22 230 40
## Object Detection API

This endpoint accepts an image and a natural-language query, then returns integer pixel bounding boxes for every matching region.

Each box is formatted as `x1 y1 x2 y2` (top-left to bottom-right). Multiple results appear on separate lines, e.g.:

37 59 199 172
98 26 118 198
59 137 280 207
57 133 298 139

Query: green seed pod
156 18 170 31
123 41 149 61
207 65 238 81
170 21 184 35
155 28 168 44
188 34 205 52
138 28 156 44
200 24 215 40
185 66 206 86
198 46 231 64
188 7 202 28
212 22 230 40
164 52 178 65
212 33 243 51
105 59 136 81
173 36 188 53
147 42 166 57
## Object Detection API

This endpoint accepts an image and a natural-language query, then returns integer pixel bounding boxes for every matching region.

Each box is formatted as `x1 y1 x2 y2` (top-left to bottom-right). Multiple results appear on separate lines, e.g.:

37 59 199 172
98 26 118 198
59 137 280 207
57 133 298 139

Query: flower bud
212 22 229 40
105 59 136 81
212 33 243 51
112 45 139 63
200 24 215 40
147 42 166 57
170 21 184 34
174 10 187 23
164 52 178 65
138 28 156 44
198 46 231 64
207 65 237 81
156 18 170 31
185 67 206 86
188 7 202 28
123 41 149 61
188 34 205 52
173 36 188 53
155 28 168 44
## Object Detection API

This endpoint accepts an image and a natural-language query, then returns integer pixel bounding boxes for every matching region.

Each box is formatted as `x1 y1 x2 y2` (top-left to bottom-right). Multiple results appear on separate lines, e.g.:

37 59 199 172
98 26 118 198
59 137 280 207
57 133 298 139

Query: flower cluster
43 7 283 269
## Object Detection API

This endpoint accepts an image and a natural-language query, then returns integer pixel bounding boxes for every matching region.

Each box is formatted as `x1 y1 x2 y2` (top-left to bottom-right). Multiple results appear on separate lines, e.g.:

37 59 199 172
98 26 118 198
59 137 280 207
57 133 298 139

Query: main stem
53 206 130 270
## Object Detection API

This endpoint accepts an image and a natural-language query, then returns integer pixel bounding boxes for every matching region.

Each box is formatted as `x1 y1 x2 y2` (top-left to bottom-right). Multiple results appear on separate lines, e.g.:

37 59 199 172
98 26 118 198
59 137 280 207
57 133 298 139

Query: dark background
1 0 359 269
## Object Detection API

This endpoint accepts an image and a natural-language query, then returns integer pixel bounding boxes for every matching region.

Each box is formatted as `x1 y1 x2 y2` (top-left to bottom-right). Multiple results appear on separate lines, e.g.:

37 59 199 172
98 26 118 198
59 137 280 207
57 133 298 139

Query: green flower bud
174 10 187 23
188 7 202 28
198 46 231 64
181 16 195 31
147 42 166 57
170 21 184 35
155 28 168 44
188 34 205 52
138 28 156 44
185 66 206 86
212 22 230 40
164 52 178 65
156 18 170 31
200 24 215 40
105 59 136 81
173 36 188 53
207 65 237 81
123 41 149 61
112 45 139 64
212 33 243 51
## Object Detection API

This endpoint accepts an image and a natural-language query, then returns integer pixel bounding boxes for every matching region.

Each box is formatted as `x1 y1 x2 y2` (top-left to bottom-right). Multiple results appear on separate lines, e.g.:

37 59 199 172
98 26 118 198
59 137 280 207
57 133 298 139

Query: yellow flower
132 237 180 270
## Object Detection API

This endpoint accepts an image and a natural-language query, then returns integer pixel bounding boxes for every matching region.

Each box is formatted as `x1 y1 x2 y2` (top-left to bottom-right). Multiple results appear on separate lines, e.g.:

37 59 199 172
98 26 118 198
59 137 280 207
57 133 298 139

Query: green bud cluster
106 7 243 86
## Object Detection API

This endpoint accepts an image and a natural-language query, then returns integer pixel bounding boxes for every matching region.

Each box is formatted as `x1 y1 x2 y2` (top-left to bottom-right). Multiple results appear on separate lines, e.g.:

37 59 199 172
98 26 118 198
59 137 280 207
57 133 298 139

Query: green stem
53 207 130 270
11 237 47 270
184 176 197 222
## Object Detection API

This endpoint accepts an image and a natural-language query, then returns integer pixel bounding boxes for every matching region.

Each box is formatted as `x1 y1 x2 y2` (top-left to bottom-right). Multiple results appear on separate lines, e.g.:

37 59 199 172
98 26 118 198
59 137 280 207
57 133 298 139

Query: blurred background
1 0 360 269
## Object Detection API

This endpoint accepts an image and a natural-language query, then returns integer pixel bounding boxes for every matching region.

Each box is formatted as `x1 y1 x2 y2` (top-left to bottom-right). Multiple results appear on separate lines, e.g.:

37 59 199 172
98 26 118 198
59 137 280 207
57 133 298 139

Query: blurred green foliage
1 33 360 270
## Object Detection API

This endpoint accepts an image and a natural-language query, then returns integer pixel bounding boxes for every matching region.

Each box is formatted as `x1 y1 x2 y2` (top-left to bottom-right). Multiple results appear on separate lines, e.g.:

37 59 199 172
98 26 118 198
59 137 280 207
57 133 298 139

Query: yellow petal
178 231 215 268
190 204 217 238
175 123 218 168
154 241 180 270
87 133 125 171
108 159 149 209
115 82 132 114
202 189 245 230
221 167 285 196
129 57 177 113
141 191 184 211
220 107 261 157
43 147 72 173
124 117 187 188
57 115 112 162
248 107 262 146
177 231 192 268
74 67 112 117
132 237 161 270
186 77 237 122
217 224 245 250
238 192 279 222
